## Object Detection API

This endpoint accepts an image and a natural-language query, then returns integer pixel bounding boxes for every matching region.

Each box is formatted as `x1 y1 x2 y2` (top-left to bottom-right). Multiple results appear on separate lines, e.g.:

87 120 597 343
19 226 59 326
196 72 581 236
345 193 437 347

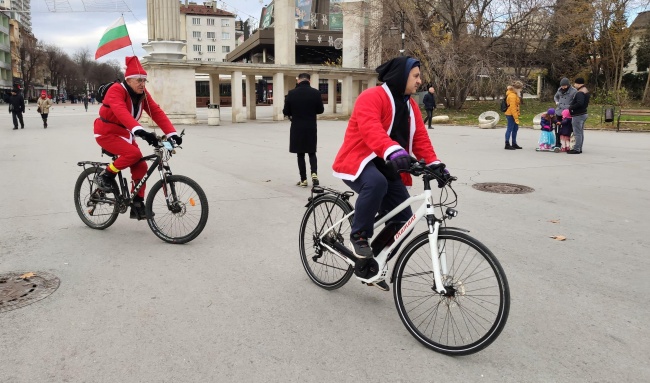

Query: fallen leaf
550 235 566 241
549 219 560 224
19 272 35 279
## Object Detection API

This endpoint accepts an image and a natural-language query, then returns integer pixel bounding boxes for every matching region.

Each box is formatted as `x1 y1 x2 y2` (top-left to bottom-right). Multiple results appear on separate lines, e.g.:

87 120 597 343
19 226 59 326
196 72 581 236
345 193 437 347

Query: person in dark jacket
553 78 576 148
422 86 436 129
283 73 325 187
9 88 25 130
567 77 590 154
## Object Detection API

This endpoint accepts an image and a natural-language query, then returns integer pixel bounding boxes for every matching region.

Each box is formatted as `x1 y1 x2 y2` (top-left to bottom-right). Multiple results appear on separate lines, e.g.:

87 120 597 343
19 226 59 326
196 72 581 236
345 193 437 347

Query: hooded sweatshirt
372 57 418 179
332 56 438 184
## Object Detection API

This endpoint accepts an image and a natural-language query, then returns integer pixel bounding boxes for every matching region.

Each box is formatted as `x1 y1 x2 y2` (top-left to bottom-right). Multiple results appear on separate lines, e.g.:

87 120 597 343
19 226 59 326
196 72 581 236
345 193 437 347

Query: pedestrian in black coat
422 87 436 129
283 73 325 187
9 88 25 130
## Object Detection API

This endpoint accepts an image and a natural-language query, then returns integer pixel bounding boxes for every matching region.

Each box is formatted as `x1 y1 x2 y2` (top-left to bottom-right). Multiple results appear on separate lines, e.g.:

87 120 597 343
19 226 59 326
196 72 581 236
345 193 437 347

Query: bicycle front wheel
299 195 354 290
393 229 510 355
73 167 119 230
145 175 209 244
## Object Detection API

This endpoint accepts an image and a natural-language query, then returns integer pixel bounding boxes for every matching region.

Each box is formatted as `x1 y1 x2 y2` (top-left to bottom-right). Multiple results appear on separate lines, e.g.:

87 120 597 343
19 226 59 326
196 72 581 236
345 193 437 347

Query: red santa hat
124 56 147 79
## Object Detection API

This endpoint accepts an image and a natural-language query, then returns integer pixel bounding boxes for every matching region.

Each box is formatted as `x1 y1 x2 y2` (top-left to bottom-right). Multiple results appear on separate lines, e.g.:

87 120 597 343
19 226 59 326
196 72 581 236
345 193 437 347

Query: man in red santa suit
332 56 452 290
93 56 182 220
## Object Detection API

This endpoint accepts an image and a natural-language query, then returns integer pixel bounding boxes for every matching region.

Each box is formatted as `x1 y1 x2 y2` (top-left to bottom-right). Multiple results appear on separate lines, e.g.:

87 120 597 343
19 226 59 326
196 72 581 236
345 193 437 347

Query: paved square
1 103 649 382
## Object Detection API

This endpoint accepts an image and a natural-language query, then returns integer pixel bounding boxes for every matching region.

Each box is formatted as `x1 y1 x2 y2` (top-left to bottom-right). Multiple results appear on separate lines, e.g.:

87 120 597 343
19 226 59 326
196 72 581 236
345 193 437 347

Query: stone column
366 75 377 90
310 73 320 91
143 0 185 60
352 79 361 105
209 73 221 105
342 1 365 68
341 75 354 115
327 78 337 114
246 75 257 120
273 72 285 121
274 0 295 65
231 71 245 123
141 60 196 125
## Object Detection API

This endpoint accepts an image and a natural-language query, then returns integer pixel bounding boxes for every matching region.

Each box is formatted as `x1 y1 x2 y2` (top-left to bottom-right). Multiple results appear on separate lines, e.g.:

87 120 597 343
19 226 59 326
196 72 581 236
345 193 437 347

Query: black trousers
423 109 433 127
12 112 24 128
297 153 317 181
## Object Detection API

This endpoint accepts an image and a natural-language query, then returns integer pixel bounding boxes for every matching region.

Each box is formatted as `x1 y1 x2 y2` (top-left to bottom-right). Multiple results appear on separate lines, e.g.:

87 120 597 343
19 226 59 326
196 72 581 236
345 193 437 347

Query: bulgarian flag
95 16 132 60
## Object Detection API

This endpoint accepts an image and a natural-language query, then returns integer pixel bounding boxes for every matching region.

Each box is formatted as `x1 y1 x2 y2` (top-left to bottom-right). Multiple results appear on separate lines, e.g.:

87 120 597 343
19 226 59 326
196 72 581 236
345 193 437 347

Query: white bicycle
299 161 510 355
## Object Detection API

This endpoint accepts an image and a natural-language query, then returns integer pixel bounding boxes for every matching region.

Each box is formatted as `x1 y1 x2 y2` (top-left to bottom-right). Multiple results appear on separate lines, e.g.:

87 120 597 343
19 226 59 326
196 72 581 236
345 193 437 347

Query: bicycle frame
78 141 176 209
319 187 448 294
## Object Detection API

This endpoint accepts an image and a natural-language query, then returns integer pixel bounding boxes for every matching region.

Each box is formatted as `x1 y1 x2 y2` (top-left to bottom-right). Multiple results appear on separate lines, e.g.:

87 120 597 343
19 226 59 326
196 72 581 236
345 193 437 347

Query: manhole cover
0 271 60 313
472 182 534 194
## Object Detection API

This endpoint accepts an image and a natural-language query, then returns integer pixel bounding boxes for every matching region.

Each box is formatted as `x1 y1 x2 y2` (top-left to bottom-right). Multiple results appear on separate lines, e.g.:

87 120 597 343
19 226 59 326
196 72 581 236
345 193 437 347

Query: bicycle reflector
189 198 196 207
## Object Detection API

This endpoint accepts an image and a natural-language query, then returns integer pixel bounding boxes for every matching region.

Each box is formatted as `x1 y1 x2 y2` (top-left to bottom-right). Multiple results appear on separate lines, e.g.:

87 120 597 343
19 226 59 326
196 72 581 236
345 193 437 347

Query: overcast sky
30 0 266 65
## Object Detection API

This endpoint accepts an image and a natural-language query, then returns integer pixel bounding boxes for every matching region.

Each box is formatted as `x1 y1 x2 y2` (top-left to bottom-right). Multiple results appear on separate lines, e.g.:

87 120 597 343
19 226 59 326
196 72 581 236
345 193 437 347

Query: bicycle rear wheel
299 194 354 290
73 167 119 230
145 175 209 244
393 229 510 355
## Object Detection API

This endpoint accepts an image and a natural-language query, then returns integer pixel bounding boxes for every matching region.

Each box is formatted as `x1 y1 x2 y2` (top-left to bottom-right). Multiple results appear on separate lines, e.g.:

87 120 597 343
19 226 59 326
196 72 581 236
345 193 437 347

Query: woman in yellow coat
504 81 523 150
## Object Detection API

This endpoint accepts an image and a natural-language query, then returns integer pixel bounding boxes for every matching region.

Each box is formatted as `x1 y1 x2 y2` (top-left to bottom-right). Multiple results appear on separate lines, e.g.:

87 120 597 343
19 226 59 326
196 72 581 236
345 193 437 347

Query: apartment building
0 11 11 92
180 1 236 63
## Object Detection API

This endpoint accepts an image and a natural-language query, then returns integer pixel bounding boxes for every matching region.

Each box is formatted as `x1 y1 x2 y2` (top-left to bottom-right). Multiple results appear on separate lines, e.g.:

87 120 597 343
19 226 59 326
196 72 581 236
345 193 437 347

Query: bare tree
43 45 68 97
19 33 44 99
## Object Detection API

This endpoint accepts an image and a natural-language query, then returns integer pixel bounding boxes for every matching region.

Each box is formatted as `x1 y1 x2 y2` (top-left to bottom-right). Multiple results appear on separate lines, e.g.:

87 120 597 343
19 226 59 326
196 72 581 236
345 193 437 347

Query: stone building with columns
141 0 378 126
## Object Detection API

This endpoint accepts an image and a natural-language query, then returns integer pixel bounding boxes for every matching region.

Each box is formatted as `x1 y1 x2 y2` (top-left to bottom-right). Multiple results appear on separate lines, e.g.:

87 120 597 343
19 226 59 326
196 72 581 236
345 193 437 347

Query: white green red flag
95 16 132 60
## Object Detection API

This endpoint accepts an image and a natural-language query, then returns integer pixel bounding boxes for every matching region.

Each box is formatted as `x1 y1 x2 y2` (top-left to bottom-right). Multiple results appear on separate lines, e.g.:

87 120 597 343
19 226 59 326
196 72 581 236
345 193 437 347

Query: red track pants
95 135 148 198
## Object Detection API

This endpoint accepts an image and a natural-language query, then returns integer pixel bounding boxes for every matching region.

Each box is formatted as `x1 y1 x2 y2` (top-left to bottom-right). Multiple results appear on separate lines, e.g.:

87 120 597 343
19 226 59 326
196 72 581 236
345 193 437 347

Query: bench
617 109 650 131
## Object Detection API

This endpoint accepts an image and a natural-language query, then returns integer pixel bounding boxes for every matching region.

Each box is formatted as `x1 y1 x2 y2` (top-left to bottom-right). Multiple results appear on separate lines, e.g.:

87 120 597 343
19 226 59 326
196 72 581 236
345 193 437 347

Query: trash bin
604 107 614 123
207 104 220 126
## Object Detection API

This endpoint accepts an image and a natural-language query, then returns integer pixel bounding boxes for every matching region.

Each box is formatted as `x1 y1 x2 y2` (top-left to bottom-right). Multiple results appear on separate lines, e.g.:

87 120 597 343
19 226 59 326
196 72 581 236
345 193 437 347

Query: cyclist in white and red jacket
93 56 182 220
332 56 450 278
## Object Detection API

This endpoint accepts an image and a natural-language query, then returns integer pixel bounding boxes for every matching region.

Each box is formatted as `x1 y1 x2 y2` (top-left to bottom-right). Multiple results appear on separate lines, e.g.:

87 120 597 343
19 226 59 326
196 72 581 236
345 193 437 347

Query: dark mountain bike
74 130 209 244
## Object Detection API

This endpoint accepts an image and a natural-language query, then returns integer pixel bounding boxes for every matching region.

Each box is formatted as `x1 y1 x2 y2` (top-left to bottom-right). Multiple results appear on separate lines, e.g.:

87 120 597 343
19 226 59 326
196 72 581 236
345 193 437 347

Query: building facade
4 0 30 32
0 11 11 93
179 1 236 63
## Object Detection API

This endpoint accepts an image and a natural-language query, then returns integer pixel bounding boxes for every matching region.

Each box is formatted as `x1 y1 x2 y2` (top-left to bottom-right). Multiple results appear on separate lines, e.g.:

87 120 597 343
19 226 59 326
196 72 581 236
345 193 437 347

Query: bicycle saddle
101 148 117 157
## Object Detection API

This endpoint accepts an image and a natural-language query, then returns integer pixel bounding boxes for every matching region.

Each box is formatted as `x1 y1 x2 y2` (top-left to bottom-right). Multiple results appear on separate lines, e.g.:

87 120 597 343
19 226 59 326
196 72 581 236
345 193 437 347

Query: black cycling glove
134 129 158 146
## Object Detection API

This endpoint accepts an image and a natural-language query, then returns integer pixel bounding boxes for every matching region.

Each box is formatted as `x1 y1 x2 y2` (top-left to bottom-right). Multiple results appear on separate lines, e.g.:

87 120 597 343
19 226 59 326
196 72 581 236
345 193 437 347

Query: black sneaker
367 280 390 291
95 170 117 192
567 149 582 154
512 144 523 149
350 231 373 258
130 196 147 220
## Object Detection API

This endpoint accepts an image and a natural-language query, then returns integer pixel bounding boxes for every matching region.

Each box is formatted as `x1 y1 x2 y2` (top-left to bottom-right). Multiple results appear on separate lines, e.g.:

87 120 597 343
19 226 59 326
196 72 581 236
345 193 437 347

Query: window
207 45 216 52
207 58 216 61
194 58 202 61
207 18 215 26
192 31 201 38
192 18 200 25
221 19 230 27
222 46 231 53
222 32 230 40
193 45 202 52
206 31 215 39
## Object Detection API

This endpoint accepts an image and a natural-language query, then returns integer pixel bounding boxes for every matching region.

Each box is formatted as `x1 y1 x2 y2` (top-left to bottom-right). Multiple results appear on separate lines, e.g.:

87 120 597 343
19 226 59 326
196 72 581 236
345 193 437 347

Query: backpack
500 95 508 112
96 81 119 104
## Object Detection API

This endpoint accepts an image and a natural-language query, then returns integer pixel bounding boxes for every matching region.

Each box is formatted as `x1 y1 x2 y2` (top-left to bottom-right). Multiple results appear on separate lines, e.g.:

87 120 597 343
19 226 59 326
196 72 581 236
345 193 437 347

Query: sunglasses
134 78 148 84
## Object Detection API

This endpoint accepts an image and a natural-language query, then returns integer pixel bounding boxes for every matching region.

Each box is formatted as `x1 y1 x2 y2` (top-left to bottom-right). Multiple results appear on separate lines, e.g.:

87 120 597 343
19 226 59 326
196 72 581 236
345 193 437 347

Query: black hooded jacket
372 56 417 179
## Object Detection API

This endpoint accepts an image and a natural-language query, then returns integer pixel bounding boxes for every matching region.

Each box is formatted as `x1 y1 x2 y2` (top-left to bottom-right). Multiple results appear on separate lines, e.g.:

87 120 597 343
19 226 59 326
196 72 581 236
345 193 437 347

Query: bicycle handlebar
386 158 457 187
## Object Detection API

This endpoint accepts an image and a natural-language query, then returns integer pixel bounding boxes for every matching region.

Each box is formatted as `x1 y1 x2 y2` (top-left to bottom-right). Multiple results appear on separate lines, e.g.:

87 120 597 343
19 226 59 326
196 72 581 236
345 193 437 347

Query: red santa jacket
94 82 177 143
332 83 439 186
